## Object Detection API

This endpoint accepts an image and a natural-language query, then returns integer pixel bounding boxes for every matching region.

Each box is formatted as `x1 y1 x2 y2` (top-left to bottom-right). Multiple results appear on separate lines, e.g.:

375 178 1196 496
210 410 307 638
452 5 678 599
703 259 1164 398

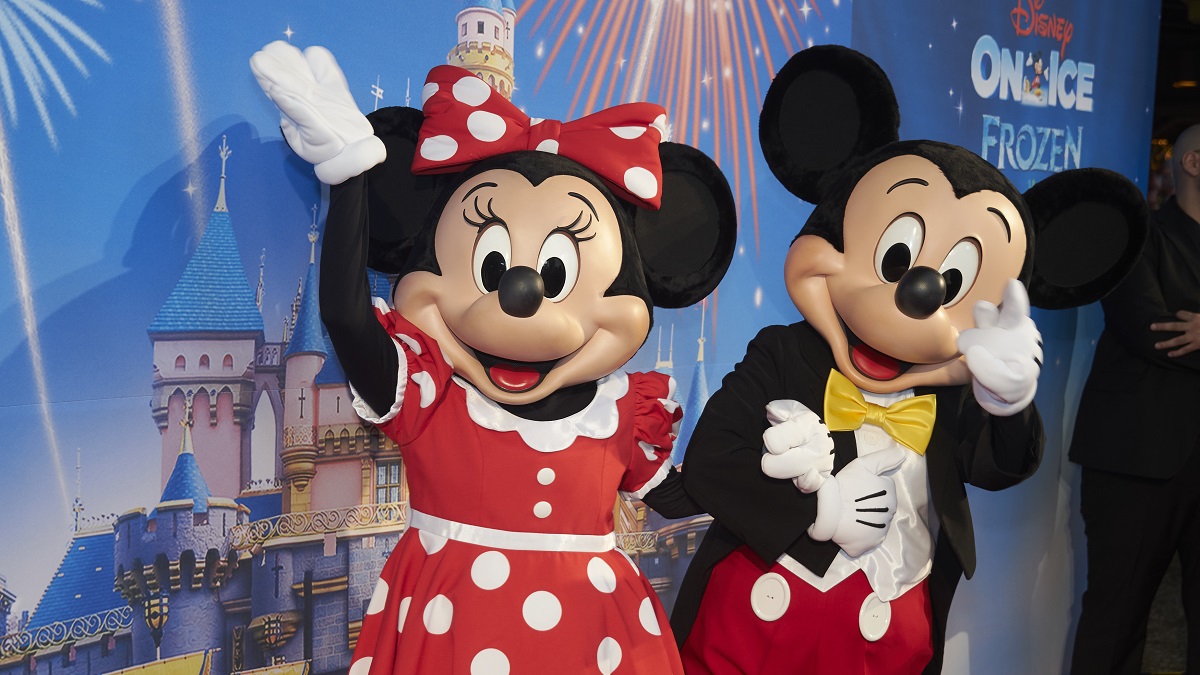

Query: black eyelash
463 196 505 229
553 211 596 242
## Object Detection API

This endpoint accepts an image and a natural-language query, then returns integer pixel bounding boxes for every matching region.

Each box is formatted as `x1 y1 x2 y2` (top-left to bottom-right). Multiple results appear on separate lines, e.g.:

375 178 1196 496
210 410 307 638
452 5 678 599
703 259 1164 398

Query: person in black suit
1070 123 1200 675
671 46 1149 675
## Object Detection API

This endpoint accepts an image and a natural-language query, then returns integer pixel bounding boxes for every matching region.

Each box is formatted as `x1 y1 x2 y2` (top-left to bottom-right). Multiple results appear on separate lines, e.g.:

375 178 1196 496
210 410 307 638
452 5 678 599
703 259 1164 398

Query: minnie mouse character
671 45 1147 674
251 42 736 675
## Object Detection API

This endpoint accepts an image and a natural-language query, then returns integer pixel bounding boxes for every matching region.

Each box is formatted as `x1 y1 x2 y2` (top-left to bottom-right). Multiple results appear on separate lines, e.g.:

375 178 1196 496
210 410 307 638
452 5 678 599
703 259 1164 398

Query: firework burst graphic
521 0 835 255
0 0 109 517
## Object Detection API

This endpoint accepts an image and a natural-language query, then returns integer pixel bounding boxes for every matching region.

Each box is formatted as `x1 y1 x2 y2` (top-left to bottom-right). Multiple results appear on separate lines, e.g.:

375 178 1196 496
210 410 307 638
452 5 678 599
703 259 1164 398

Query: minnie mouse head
759 45 1147 394
361 66 737 406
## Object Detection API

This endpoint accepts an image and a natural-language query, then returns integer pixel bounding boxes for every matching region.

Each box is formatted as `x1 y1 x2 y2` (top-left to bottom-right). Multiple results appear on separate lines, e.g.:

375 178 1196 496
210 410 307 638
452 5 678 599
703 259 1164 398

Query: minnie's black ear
760 45 900 204
632 142 737 308
1023 168 1149 309
363 106 443 273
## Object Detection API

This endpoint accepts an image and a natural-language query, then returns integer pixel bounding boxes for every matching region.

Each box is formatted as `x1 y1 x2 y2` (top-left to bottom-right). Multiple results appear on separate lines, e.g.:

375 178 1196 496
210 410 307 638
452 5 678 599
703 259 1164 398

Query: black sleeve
319 174 400 415
640 469 703 519
1099 227 1200 372
955 392 1044 491
681 326 819 564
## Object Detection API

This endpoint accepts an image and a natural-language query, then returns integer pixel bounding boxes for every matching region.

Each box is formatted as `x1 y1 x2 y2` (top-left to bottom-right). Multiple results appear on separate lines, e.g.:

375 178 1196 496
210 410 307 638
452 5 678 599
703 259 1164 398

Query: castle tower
280 223 327 514
147 137 265 499
673 305 711 465
114 403 247 666
449 0 517 99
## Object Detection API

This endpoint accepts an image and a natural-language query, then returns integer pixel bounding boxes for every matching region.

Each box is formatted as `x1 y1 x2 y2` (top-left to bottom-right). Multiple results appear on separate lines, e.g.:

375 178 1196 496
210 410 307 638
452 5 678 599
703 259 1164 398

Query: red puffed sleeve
350 298 456 445
619 371 682 498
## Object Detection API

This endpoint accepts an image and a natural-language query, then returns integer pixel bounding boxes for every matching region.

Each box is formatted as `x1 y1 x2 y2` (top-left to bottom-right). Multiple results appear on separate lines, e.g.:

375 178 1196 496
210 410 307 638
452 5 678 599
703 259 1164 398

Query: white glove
250 41 386 184
957 279 1042 417
761 400 835 493
807 447 907 558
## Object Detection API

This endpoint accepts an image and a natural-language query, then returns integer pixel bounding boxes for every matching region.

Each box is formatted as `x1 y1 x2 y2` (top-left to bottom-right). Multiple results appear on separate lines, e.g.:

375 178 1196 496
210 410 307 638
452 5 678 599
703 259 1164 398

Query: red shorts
681 546 933 675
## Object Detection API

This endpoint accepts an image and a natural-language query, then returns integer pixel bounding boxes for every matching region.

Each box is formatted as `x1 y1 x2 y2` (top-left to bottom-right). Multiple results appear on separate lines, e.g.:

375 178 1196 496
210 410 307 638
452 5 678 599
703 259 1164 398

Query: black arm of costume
1100 229 1200 372
955 391 1044 491
319 174 400 416
641 469 703 519
681 326 818 564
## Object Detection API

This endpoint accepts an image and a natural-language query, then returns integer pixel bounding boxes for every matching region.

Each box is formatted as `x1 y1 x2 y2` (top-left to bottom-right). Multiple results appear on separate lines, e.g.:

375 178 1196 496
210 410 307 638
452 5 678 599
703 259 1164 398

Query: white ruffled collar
455 373 628 453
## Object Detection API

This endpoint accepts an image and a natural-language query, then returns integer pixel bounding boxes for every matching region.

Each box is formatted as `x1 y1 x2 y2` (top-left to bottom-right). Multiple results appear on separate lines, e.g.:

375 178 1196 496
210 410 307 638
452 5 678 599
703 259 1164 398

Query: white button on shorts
859 593 892 641
749 572 791 622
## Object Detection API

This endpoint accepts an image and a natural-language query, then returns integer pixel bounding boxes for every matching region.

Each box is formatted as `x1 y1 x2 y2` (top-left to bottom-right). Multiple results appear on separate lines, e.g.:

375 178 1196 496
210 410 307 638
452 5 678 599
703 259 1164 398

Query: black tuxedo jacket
1070 197 1200 479
672 321 1044 674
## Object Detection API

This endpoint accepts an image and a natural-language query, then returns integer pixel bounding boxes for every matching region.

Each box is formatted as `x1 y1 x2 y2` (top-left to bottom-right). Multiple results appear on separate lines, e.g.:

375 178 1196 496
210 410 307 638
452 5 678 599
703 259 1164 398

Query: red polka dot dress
348 302 685 675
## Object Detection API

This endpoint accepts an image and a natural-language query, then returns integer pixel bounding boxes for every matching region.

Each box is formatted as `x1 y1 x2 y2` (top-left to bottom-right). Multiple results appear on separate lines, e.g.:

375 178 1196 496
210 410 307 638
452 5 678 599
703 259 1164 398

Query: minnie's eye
874 214 925 283
472 224 511 294
939 239 981 307
537 231 580 302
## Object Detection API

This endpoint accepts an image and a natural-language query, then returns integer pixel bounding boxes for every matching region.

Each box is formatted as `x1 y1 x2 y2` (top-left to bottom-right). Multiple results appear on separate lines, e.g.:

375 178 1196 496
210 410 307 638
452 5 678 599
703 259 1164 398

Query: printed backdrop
0 1 1158 673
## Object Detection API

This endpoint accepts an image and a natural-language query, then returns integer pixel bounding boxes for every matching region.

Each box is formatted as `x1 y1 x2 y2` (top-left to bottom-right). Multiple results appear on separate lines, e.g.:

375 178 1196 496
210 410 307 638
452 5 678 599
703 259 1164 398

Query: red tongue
851 343 902 381
489 364 541 392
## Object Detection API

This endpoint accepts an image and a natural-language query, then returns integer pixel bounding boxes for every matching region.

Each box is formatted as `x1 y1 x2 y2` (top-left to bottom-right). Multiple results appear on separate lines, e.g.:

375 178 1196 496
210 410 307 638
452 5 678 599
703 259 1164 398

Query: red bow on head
411 65 668 210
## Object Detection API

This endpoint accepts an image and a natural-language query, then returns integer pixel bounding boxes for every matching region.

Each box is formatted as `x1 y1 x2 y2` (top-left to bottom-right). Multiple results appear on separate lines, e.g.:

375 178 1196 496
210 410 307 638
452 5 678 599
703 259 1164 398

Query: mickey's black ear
760 45 900 203
632 142 737 308
363 106 443 273
1024 168 1149 309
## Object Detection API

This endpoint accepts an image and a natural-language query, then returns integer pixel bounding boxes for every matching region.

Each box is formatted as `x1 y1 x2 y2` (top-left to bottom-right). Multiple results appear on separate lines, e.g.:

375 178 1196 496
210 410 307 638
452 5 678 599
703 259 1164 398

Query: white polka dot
623 166 658 200
537 468 556 485
366 578 389 615
471 649 510 675
533 501 552 518
467 110 507 142
412 371 436 408
420 135 458 162
421 82 439 106
423 594 453 634
535 139 559 154
471 551 510 590
419 529 447 554
597 637 622 675
619 549 640 575
349 656 373 675
453 75 492 106
639 440 660 462
522 591 562 631
587 557 617 593
651 113 668 139
638 597 662 635
610 126 646 139
397 333 422 355
530 117 545 125
397 596 412 632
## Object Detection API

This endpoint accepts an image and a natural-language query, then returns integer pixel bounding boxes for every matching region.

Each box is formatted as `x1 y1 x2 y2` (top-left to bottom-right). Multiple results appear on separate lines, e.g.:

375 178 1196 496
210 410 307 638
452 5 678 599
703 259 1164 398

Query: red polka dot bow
411 65 669 209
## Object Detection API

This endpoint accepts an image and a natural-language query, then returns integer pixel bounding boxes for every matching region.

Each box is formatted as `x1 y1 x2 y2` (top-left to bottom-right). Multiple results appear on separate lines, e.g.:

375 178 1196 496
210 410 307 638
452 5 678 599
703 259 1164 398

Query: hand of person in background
957 279 1043 416
1152 310 1200 357
250 41 385 185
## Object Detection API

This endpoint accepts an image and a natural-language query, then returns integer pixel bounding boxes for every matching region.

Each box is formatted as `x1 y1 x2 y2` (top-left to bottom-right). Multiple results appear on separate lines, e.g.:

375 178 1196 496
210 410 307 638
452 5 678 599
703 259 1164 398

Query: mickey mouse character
251 42 736 675
671 45 1147 675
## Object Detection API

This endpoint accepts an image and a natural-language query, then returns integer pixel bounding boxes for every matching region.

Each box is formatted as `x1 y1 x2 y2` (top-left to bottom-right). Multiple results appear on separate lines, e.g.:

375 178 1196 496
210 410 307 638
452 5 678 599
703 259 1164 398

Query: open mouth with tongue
843 323 915 382
471 348 560 393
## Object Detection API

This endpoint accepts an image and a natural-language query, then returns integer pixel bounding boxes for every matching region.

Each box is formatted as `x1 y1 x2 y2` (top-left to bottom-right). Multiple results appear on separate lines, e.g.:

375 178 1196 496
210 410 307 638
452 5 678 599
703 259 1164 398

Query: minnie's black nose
894 266 947 319
498 266 545 318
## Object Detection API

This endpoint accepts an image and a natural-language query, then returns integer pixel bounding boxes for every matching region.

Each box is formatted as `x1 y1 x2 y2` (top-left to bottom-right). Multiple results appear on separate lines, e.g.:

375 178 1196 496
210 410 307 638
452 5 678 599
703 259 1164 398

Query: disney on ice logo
1010 0 1074 57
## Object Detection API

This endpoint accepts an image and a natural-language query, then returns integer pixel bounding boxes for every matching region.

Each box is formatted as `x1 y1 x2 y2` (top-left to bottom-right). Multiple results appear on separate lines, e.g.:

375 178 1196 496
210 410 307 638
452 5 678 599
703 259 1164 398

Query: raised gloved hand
957 279 1042 417
761 399 836 493
250 41 386 185
807 446 906 558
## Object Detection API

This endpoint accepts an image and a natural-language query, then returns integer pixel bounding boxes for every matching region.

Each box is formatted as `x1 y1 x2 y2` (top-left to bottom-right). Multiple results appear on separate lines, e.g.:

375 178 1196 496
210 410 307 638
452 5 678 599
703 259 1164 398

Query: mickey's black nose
498 266 545 318
894 266 947 319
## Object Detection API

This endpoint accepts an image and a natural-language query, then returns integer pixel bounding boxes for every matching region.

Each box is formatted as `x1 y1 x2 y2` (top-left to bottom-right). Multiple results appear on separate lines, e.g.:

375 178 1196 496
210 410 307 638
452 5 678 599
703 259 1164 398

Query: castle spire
214 136 232 213
309 204 319 264
72 448 84 531
180 398 196 456
696 300 707 362
256 249 266 311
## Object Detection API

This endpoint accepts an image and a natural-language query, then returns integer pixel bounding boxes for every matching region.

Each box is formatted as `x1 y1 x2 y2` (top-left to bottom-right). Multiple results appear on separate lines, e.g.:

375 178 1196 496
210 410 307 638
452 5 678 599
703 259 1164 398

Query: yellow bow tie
823 370 937 455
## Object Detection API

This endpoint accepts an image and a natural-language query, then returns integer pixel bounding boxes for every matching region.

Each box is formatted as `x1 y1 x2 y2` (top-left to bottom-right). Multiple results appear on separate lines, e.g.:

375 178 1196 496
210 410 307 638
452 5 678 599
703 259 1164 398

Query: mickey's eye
472 224 511 294
537 231 580 302
875 213 925 283
939 238 981 307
